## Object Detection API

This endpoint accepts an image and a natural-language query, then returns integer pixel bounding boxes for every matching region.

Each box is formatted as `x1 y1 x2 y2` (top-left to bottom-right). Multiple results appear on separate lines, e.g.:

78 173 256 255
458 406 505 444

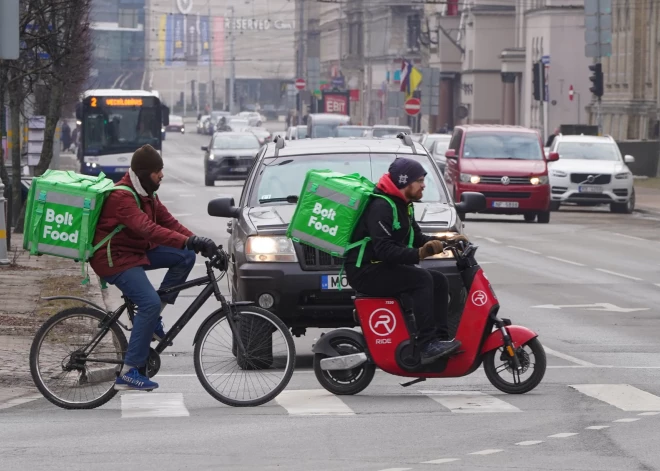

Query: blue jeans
103 246 196 368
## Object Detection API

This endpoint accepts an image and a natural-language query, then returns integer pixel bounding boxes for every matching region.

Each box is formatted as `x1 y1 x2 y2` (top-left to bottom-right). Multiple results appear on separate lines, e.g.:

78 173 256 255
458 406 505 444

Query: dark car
202 132 262 186
207 135 485 336
166 115 185 133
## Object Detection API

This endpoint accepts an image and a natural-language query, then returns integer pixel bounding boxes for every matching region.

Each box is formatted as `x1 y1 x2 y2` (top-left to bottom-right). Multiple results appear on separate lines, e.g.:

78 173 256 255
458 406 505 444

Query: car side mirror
624 154 635 163
445 149 457 159
548 152 560 162
208 197 240 219
201 146 208 151
455 191 486 213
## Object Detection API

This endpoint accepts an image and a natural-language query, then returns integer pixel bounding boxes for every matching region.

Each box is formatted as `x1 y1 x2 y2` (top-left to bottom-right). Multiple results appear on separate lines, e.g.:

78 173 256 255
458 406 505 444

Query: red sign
295 78 306 90
569 85 574 102
324 94 349 115
404 97 421 116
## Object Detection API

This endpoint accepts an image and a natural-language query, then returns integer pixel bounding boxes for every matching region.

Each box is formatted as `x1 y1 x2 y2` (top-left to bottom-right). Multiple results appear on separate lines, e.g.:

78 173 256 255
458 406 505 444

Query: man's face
403 175 426 202
151 169 163 187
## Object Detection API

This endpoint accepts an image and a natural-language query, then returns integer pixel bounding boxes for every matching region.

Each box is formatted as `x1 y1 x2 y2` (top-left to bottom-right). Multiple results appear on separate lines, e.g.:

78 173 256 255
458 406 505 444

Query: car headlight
209 154 214 160
460 173 479 183
246 236 298 262
615 172 631 179
551 170 567 178
161 127 165 132
530 175 549 185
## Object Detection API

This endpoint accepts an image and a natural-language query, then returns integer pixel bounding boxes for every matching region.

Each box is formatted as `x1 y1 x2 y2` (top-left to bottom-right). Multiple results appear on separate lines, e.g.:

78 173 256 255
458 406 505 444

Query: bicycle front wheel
29 307 127 410
194 306 295 407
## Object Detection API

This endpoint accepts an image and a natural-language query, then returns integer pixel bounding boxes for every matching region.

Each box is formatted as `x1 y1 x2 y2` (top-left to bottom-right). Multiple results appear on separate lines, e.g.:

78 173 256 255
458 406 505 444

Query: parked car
336 125 371 138
202 132 262 186
547 134 635 213
363 124 413 138
207 134 486 335
422 134 452 173
444 125 558 223
166 115 185 133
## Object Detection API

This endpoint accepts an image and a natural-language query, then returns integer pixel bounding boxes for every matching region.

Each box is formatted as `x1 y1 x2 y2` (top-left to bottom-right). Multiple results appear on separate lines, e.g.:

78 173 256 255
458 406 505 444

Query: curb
634 207 660 217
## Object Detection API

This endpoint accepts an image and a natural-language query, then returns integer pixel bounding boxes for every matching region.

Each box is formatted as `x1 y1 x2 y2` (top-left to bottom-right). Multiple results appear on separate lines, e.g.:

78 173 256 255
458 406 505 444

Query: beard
140 175 161 195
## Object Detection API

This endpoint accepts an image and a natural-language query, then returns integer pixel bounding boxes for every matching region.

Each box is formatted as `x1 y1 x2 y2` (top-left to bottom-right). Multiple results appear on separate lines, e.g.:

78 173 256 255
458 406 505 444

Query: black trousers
347 264 450 346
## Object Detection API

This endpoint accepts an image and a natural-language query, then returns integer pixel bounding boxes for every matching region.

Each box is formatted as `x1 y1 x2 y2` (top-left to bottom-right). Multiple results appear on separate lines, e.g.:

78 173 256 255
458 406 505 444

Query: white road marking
655 283 660 288
586 425 610 430
516 440 544 446
482 237 501 244
569 384 660 411
613 418 640 423
508 245 541 254
421 390 521 413
159 200 173 204
595 268 643 281
0 393 42 410
378 468 413 471
469 449 503 455
422 458 460 464
613 232 648 242
544 347 597 367
546 256 585 267
639 412 660 416
548 433 578 438
274 389 355 416
120 393 189 418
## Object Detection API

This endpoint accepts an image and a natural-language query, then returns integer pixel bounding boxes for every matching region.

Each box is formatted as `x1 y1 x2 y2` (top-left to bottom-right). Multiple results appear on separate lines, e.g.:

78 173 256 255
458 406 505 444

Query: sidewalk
634 178 660 215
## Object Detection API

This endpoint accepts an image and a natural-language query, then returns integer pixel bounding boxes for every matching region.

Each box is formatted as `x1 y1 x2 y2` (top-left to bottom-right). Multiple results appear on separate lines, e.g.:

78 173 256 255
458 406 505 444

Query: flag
400 59 423 99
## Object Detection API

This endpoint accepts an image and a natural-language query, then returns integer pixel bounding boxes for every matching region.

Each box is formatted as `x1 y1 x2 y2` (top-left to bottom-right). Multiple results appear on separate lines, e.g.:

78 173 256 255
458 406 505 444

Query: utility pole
338 0 343 74
228 6 236 114
297 0 305 125
207 0 213 111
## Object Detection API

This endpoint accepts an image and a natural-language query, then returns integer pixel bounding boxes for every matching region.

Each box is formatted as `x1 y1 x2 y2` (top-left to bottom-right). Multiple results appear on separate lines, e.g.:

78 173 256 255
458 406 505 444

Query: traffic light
589 62 604 98
532 61 542 101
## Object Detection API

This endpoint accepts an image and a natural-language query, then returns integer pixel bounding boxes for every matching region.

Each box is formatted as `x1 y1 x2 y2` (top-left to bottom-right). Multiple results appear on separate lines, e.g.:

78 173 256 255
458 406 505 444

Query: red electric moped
312 239 547 395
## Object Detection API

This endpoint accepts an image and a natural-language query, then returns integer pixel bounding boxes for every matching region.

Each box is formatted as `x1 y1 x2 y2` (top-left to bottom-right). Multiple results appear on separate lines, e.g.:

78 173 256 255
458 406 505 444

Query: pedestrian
61 121 71 152
546 127 560 147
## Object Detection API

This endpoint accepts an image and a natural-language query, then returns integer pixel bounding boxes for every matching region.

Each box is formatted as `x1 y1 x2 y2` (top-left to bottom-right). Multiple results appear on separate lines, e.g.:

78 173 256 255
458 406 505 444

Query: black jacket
344 176 436 274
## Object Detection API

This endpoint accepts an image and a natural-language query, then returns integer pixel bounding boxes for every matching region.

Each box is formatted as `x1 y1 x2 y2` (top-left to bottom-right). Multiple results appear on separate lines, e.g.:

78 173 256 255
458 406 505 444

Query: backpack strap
371 194 400 230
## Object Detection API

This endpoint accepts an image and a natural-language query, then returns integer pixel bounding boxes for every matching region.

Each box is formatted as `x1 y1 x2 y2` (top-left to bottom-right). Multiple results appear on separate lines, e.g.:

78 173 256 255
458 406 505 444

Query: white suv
547 135 635 213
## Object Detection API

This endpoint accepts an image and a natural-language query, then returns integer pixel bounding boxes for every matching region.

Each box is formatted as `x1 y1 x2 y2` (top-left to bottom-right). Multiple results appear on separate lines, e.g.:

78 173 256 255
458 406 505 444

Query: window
118 8 138 29
407 14 421 51
448 129 463 151
462 132 543 160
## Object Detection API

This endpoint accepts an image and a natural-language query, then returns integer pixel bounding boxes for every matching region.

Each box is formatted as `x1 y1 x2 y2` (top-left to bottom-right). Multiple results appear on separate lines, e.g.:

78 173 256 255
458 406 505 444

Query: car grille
478 176 531 185
551 186 568 194
480 191 531 199
219 157 253 167
613 189 628 197
570 173 611 184
296 243 344 271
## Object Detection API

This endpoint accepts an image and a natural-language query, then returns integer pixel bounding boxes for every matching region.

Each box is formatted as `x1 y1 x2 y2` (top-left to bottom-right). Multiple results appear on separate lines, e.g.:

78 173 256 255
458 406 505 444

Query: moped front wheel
313 336 375 395
483 337 546 394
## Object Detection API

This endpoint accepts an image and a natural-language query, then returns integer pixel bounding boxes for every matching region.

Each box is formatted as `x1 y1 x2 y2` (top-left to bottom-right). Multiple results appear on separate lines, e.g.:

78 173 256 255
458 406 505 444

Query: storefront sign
224 18 294 31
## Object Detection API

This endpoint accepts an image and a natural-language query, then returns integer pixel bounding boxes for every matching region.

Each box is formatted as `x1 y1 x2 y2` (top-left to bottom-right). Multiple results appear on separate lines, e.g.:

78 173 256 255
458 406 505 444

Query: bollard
0 182 9 266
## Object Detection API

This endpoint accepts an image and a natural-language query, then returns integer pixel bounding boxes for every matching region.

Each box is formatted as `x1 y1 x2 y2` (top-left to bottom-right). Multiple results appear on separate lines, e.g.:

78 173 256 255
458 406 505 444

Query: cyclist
90 144 218 391
344 157 462 365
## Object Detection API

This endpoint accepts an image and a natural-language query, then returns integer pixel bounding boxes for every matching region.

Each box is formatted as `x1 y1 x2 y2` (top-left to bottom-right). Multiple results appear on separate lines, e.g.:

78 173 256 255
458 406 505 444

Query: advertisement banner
198 15 210 66
213 16 224 66
172 14 185 65
186 15 199 66
165 14 173 66
323 92 350 115
158 14 167 65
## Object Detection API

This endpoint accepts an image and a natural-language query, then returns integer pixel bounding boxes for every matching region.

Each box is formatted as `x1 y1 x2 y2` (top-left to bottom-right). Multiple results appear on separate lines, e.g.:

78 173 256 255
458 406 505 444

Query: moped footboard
480 325 538 354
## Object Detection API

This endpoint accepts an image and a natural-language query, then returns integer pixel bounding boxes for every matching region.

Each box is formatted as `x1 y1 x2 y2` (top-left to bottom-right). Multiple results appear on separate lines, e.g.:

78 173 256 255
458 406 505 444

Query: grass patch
37 275 93 319
634 177 660 190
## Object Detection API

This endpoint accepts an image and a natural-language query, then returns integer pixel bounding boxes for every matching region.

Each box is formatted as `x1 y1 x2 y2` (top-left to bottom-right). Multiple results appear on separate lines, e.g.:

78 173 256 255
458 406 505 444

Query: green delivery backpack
24 170 141 285
286 170 414 275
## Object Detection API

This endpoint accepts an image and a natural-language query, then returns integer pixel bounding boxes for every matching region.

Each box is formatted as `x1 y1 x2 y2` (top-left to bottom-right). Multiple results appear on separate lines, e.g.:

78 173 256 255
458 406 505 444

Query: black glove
186 235 218 258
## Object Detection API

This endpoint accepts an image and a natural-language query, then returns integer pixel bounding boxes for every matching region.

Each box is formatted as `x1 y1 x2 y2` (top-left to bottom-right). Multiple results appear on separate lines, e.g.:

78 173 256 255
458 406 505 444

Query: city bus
75 89 169 181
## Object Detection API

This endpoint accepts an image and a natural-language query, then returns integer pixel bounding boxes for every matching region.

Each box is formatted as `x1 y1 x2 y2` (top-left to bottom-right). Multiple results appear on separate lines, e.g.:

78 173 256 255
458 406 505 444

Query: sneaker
152 317 173 346
114 367 159 391
420 339 462 365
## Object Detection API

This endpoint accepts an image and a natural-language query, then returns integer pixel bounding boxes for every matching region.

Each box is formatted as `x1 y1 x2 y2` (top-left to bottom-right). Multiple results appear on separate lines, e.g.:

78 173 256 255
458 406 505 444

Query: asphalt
2 127 660 471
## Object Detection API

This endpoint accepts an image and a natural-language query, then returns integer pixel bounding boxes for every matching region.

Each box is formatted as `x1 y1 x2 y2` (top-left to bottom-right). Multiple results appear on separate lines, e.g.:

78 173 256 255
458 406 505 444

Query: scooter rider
344 157 462 364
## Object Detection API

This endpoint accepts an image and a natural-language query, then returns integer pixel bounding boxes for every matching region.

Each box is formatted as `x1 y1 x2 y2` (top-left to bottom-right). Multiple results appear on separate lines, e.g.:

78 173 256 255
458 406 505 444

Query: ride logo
42 208 79 244
307 202 339 237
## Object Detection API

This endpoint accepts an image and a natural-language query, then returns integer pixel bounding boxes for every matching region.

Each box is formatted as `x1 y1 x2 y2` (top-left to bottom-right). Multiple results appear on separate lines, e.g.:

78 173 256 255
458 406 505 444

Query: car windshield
170 116 183 124
556 141 620 161
212 134 260 150
297 127 308 138
337 127 368 137
463 132 543 160
250 153 448 205
373 127 411 138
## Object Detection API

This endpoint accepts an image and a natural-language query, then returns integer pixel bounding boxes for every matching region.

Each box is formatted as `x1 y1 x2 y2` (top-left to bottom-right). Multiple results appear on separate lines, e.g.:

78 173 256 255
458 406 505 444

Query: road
2 126 660 471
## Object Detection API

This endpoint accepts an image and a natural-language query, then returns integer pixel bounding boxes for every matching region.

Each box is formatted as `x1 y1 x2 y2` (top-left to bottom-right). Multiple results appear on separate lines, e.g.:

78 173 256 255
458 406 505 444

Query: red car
444 125 559 223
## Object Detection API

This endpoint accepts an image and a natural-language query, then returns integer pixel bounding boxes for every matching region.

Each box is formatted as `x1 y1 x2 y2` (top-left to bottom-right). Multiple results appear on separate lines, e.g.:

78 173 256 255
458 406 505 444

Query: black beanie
131 144 163 178
388 157 427 189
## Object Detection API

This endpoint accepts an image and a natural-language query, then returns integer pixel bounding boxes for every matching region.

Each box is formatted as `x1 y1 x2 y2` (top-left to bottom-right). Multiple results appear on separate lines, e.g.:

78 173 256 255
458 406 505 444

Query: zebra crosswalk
111 383 660 419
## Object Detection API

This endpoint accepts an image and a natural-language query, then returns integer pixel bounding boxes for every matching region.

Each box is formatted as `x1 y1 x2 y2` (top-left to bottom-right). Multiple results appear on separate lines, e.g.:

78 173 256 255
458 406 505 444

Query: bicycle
29 249 296 410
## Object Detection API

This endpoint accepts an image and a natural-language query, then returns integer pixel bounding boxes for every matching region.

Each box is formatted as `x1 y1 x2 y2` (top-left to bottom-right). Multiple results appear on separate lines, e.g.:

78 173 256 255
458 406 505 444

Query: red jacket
89 173 194 278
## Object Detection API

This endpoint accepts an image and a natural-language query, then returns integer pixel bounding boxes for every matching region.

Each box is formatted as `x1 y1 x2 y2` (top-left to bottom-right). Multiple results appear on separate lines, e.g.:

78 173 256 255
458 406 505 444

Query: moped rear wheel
483 337 546 394
313 336 375 395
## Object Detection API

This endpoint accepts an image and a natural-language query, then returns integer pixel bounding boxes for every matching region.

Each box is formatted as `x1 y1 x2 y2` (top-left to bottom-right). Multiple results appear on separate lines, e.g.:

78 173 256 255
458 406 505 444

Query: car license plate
579 185 603 193
321 275 351 290
230 167 247 173
492 201 519 208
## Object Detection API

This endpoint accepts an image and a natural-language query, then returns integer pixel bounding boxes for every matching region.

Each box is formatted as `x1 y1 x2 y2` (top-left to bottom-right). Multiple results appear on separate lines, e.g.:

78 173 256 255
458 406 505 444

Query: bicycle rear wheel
194 306 295 407
30 307 127 410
